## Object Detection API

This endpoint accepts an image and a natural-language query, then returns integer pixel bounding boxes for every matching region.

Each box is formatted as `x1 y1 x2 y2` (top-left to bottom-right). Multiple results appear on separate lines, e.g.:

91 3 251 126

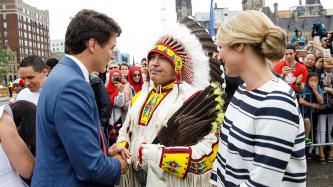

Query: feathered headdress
179 16 225 86
147 23 210 90
152 19 225 146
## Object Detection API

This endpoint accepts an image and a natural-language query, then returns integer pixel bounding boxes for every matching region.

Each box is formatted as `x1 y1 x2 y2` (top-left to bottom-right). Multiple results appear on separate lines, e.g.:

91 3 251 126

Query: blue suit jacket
31 56 121 187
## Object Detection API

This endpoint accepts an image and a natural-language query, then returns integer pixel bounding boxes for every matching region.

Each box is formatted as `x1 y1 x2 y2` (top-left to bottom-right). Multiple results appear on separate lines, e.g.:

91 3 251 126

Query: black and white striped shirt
211 78 306 187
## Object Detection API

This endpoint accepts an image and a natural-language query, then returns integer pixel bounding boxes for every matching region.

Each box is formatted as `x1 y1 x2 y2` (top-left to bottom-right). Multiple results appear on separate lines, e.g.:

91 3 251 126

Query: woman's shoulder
0 105 13 122
263 78 298 101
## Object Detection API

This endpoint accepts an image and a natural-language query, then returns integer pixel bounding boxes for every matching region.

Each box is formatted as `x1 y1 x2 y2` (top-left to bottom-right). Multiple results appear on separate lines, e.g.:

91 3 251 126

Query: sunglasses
109 66 118 70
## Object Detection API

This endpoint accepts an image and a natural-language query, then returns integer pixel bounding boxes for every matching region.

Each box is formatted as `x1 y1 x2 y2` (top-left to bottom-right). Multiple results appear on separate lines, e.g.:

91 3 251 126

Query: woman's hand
115 82 124 92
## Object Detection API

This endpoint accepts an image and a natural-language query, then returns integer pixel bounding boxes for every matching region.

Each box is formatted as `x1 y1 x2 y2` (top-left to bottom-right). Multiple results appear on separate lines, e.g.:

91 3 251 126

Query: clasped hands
108 144 130 174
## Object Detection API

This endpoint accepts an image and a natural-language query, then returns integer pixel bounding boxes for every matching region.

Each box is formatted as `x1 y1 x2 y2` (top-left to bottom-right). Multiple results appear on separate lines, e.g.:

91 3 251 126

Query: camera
113 75 121 83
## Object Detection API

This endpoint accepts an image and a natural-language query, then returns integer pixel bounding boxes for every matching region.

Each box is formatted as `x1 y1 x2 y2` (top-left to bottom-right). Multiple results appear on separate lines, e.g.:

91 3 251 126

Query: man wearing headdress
114 23 224 186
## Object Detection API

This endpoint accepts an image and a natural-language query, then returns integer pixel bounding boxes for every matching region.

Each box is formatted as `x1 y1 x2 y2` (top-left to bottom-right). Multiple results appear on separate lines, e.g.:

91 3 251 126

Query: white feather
159 24 210 90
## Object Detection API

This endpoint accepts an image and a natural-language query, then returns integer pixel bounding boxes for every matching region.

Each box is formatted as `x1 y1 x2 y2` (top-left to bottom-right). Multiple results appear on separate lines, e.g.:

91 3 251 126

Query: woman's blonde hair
216 10 286 61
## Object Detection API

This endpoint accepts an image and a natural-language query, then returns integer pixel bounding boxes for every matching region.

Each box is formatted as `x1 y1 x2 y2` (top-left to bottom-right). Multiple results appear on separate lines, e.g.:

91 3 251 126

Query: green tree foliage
0 47 12 83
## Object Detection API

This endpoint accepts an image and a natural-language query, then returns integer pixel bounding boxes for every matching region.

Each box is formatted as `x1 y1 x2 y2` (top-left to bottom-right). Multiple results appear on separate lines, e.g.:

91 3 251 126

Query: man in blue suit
31 9 128 187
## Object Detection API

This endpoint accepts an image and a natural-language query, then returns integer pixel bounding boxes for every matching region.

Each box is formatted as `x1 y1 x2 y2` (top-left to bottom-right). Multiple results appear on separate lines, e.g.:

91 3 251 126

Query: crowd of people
1 8 333 187
275 27 333 163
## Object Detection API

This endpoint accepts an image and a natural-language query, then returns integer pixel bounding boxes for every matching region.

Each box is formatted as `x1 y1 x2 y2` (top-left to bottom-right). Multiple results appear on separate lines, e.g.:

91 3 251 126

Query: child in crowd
299 72 324 145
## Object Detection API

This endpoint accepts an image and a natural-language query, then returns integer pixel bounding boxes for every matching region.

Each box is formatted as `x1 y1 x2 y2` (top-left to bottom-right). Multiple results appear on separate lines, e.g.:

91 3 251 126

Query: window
4 40 8 46
3 22 7 28
4 31 7 38
3 14 6 20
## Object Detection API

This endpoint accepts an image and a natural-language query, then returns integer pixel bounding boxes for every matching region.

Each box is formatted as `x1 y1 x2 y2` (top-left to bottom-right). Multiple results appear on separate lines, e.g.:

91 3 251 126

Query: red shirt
274 60 308 92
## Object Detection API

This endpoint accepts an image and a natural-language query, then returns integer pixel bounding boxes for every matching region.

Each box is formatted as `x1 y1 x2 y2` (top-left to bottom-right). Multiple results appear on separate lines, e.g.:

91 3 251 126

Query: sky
24 0 333 63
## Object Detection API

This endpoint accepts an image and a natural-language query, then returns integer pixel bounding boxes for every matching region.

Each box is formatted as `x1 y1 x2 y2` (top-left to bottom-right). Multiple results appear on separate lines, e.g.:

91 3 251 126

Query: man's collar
65 54 90 82
152 80 175 93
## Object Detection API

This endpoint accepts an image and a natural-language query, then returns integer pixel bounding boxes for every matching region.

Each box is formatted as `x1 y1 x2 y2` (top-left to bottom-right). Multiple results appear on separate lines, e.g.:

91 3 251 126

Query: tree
0 47 12 84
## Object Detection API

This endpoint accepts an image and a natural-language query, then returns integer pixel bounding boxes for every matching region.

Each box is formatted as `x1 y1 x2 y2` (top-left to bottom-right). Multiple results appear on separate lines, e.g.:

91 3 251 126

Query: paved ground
0 96 10 105
307 159 333 187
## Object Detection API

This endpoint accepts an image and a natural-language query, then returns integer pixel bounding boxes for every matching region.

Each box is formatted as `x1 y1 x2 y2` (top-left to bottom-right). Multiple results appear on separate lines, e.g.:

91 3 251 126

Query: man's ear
87 38 97 53
41 68 49 76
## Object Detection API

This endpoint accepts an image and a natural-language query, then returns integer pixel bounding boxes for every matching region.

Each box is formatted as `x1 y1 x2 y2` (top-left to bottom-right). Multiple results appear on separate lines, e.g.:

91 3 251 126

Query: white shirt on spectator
16 88 40 105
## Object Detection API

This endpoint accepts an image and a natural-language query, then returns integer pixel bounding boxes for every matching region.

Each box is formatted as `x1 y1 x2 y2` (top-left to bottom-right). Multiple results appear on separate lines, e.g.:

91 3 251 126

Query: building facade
176 0 192 21
50 39 65 60
51 39 64 53
194 1 332 42
0 0 50 65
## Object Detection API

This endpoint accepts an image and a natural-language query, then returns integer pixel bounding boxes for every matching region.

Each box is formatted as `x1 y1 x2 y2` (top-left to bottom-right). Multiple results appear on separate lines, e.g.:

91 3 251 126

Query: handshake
108 144 130 175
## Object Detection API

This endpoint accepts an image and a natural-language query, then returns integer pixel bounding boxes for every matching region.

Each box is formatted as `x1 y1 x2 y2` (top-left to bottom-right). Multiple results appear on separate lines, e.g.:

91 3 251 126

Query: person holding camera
106 69 133 145
275 44 308 93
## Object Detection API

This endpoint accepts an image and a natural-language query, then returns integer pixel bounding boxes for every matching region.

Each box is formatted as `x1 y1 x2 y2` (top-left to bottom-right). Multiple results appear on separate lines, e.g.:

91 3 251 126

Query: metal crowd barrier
298 92 333 147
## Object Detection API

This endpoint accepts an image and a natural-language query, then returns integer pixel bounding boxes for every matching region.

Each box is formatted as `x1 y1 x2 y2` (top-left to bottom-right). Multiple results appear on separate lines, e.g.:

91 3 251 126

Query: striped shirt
211 78 306 187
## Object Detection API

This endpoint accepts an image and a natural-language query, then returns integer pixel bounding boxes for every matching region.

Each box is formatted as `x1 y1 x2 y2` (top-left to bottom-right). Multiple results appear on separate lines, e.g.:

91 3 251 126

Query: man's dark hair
10 100 37 155
286 44 296 52
65 9 122 55
19 55 47 73
46 58 59 70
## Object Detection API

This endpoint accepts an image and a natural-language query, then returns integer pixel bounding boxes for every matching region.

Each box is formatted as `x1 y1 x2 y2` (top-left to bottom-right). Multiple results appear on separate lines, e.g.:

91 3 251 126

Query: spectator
317 56 333 163
109 62 119 71
17 55 48 105
315 56 324 73
98 69 107 83
304 53 317 72
105 62 119 85
45 58 59 73
291 29 306 49
106 69 133 145
140 58 149 82
12 79 25 94
10 100 37 155
8 79 25 104
7 81 13 97
298 72 324 146
328 31 333 54
321 37 329 49
312 23 328 39
275 44 308 93
0 102 36 186
119 63 130 82
128 66 143 94
90 72 111 138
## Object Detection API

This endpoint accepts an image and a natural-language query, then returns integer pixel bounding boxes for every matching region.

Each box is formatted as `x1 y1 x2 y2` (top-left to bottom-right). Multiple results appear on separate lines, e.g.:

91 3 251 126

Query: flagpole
209 0 215 38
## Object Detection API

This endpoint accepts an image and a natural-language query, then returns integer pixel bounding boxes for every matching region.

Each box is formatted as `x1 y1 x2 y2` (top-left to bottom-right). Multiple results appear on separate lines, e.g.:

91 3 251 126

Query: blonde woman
210 11 306 186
